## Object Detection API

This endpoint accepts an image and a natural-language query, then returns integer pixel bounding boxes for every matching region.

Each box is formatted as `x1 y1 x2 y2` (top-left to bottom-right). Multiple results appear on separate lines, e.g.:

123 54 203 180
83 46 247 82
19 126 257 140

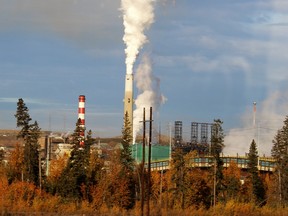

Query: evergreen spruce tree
121 112 134 172
25 121 41 184
15 98 31 140
14 98 40 185
119 112 136 209
248 139 266 206
58 119 89 201
83 129 93 201
85 129 93 155
211 119 225 203
271 116 288 205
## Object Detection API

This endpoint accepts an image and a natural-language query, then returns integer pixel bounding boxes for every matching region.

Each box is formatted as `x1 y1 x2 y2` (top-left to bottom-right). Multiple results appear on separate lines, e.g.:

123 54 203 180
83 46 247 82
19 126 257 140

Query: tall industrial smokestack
121 0 155 143
78 95 86 146
124 74 134 140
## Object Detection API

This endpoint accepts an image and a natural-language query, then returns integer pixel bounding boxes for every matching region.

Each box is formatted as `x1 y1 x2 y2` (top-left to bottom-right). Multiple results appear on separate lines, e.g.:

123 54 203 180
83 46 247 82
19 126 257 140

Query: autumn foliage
1 100 287 214
0 150 287 215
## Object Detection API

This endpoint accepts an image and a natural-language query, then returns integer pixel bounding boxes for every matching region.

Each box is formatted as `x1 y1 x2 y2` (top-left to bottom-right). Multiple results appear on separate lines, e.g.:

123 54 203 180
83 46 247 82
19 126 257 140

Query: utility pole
213 159 216 207
147 107 152 216
169 122 172 160
141 108 145 216
140 107 153 216
159 169 163 206
39 151 42 193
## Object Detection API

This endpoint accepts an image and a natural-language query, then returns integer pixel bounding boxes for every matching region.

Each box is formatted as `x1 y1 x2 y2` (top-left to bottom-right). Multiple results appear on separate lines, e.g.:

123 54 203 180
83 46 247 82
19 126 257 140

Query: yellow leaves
213 200 256 215
223 161 241 179
183 150 198 166
89 166 131 210
47 154 68 183
0 181 38 212
223 161 241 192
151 171 161 201
7 143 24 170
88 149 134 210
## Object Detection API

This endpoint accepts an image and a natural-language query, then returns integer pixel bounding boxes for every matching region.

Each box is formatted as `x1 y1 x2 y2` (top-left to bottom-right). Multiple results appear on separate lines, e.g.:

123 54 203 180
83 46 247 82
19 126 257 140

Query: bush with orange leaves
0 179 62 214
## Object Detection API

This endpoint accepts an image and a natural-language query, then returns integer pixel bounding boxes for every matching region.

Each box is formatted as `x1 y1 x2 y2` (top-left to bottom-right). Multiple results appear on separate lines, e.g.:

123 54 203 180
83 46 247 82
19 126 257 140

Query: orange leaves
223 161 241 179
6 143 24 182
0 181 38 211
88 149 134 210
184 169 211 209
47 154 68 183
151 171 161 201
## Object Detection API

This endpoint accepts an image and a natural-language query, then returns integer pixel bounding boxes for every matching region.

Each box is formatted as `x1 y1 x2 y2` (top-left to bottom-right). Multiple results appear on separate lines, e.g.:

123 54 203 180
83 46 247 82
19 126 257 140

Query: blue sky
1 0 288 155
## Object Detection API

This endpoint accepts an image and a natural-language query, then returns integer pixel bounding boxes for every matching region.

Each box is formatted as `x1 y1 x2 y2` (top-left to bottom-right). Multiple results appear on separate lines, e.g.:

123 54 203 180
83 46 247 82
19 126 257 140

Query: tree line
0 98 288 215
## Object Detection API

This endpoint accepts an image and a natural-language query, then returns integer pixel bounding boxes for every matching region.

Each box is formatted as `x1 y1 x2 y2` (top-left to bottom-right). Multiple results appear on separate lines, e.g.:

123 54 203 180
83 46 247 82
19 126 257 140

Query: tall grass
0 181 287 215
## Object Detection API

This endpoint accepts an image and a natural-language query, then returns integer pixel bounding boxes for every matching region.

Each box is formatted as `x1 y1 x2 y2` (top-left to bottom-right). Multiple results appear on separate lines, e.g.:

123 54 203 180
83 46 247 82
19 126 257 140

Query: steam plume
224 91 288 156
121 0 155 75
133 55 167 143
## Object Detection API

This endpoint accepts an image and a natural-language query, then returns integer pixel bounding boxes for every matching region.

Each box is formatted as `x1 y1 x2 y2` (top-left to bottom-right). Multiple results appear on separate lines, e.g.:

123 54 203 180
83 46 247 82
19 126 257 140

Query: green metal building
131 143 170 163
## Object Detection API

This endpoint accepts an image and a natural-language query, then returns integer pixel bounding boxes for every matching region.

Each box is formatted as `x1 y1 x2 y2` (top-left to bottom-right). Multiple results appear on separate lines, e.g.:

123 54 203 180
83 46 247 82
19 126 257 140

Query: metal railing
148 156 276 172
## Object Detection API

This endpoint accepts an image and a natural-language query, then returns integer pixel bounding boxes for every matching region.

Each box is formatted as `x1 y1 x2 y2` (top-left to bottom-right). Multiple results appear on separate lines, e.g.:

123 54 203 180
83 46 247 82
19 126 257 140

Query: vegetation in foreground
0 98 288 215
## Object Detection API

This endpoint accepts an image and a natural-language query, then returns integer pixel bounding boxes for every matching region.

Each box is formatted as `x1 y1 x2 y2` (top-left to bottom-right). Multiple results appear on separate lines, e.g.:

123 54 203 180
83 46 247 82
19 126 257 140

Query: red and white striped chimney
78 95 86 146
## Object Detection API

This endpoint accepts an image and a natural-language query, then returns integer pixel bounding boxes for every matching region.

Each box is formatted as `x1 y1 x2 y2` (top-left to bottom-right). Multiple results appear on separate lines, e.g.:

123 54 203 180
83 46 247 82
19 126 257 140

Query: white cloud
155 54 251 74
228 39 268 57
0 0 122 47
0 98 18 103
184 55 251 73
86 49 123 58
198 35 219 49
270 1 288 13
0 97 59 106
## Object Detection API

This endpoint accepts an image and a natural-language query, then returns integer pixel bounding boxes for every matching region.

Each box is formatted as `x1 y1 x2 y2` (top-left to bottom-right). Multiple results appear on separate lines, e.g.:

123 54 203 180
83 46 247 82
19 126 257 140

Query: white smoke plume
224 90 288 156
133 55 167 143
120 0 155 75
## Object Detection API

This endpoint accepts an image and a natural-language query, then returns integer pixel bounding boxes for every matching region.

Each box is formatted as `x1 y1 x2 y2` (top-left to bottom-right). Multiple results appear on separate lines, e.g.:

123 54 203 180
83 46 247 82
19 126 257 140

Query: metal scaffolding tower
200 123 208 144
191 122 198 143
174 121 183 145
